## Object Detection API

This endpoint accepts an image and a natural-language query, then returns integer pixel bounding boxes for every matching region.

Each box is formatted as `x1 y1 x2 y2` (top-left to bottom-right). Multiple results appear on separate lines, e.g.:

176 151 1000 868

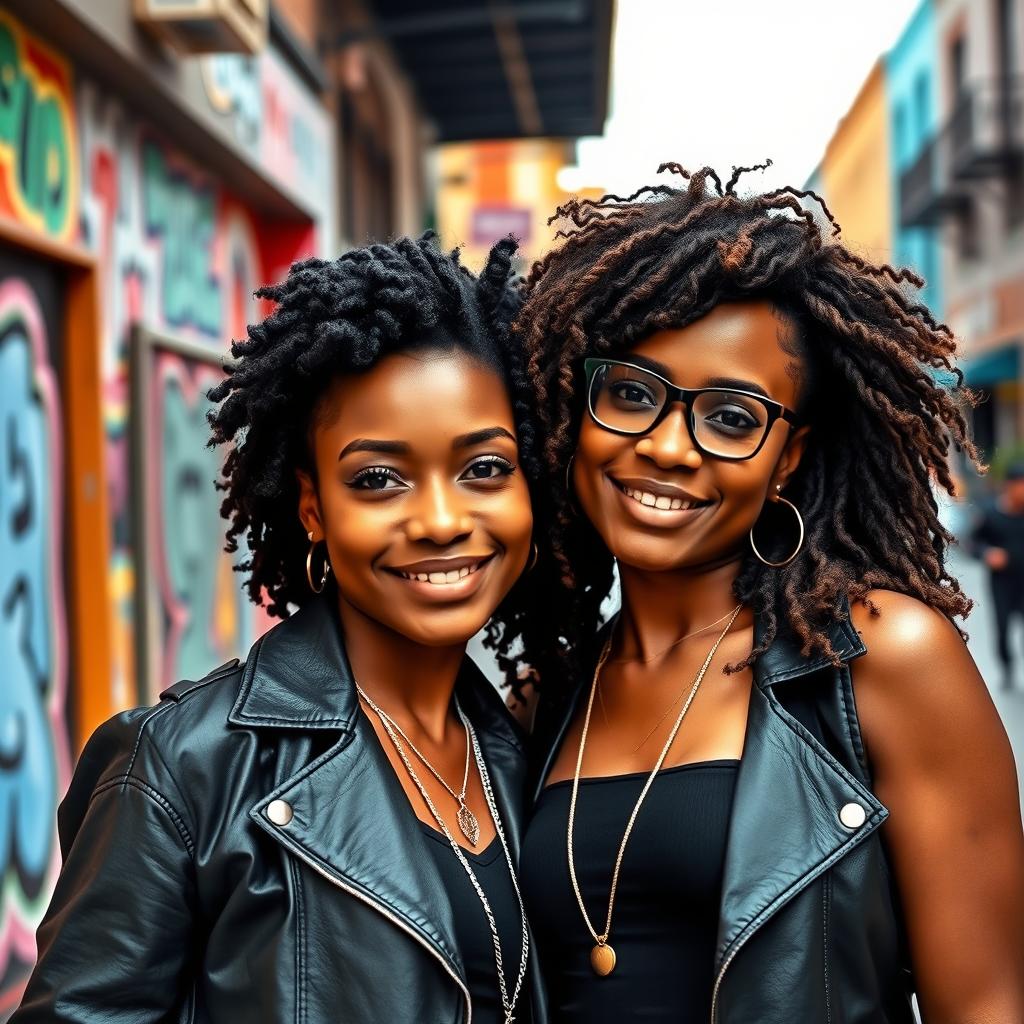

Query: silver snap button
266 799 293 826
839 802 866 830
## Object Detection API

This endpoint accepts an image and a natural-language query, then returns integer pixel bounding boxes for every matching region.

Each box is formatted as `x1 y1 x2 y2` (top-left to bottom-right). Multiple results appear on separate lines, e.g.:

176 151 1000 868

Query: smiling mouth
611 478 711 512
387 555 494 586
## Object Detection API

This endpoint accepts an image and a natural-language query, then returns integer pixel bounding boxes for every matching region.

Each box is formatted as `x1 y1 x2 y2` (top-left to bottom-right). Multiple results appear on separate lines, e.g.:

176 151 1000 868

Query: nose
405 474 475 545
633 402 702 470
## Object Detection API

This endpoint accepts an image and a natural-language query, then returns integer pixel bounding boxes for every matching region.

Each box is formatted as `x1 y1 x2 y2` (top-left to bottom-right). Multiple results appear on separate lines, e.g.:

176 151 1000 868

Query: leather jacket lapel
713 680 887 974
251 722 466 979
714 608 887 976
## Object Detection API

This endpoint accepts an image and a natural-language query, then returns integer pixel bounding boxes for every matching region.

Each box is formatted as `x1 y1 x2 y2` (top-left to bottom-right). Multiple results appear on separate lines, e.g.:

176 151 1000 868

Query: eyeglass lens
588 362 771 458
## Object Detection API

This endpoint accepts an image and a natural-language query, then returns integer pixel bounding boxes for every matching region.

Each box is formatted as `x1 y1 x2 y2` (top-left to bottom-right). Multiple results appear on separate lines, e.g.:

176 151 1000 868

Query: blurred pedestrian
969 462 1024 690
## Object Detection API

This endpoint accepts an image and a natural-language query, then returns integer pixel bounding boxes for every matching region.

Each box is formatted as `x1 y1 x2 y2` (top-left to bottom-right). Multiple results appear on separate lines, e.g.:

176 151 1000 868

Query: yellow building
435 139 598 274
819 60 893 265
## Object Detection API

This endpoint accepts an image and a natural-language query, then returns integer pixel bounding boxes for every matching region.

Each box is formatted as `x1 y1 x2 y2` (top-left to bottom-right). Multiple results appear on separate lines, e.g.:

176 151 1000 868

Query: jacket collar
751 602 866 689
232 596 527 989
228 595 524 753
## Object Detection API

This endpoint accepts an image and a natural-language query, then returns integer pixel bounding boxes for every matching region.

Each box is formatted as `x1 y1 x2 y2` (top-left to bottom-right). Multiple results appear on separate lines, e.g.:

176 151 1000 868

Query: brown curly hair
515 162 982 688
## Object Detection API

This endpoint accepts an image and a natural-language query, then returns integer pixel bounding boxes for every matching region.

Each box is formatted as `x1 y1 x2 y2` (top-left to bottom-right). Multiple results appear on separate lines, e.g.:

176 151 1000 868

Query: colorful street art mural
140 344 262 698
0 12 77 241
0 277 71 1016
0 13 330 1011
77 81 312 708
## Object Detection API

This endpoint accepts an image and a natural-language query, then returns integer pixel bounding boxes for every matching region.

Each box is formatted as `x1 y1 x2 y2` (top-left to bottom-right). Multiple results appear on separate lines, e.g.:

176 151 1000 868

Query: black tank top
419 823 527 1024
520 760 739 1022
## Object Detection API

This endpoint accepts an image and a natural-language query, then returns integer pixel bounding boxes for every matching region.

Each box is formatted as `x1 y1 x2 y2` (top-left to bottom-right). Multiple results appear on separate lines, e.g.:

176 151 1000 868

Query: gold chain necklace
567 604 743 977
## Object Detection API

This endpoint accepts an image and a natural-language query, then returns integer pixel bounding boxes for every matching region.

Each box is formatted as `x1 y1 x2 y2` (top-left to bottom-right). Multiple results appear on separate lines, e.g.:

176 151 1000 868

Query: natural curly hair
515 161 982 687
207 231 548 693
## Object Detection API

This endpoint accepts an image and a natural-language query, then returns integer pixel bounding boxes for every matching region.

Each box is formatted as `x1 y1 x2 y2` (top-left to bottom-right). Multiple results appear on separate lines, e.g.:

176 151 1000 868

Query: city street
948 546 1024 814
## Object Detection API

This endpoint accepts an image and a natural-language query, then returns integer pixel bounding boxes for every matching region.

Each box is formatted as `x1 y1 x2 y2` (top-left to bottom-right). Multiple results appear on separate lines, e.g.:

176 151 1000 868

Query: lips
385 554 494 587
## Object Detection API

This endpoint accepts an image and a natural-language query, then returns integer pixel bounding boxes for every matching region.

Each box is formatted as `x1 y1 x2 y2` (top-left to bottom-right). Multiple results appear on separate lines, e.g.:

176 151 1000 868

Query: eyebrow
622 357 771 399
337 426 516 461
338 438 410 460
453 426 516 449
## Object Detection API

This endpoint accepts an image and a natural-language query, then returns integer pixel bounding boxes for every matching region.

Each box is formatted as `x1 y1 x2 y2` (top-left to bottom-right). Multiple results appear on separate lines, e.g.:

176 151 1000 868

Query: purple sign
471 206 532 245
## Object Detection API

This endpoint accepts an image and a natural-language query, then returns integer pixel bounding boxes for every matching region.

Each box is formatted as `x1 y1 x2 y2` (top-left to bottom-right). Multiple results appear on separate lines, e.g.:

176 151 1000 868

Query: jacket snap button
266 799 293 826
839 802 866 829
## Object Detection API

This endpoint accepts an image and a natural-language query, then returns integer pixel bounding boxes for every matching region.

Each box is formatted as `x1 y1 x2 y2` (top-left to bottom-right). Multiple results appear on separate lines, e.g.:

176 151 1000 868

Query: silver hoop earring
526 542 539 573
305 531 331 593
749 494 804 568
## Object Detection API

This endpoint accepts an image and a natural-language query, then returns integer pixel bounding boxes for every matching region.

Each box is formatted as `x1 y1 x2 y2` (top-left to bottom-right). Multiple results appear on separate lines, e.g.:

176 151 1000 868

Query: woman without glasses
14 234 541 1024
516 165 1024 1022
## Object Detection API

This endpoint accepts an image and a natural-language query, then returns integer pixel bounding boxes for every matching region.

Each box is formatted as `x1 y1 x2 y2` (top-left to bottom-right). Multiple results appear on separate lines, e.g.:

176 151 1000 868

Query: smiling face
572 300 810 573
296 348 533 647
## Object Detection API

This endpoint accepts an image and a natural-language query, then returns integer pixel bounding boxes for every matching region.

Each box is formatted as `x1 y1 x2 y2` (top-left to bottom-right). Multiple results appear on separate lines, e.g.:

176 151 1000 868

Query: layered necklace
567 604 744 977
356 683 529 1024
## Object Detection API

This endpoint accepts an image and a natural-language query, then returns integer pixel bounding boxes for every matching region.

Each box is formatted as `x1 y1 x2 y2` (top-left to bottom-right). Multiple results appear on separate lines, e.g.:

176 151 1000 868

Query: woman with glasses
514 165 1024 1022
13 235 542 1024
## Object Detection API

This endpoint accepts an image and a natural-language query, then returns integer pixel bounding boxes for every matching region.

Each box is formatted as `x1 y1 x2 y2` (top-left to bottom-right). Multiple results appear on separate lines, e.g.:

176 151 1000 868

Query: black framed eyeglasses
583 358 800 461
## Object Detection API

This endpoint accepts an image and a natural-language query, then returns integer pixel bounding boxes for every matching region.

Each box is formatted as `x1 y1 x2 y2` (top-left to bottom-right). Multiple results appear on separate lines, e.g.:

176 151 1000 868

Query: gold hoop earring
305 531 331 593
749 489 804 568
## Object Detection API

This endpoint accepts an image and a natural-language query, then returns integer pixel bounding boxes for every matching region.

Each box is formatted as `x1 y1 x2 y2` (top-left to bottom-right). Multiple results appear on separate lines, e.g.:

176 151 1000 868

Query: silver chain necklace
356 684 529 1024
364 697 479 845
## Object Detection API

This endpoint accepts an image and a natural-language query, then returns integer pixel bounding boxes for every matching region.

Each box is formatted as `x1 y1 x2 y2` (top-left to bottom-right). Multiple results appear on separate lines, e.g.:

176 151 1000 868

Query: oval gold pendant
590 942 616 976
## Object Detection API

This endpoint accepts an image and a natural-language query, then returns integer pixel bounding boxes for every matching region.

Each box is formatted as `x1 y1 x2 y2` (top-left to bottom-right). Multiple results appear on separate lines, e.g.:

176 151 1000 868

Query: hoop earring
305 531 332 593
749 490 804 568
526 542 539 573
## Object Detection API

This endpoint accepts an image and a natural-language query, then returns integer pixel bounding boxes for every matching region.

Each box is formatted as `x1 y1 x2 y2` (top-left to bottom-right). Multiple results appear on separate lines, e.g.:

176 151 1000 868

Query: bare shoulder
848 589 1003 768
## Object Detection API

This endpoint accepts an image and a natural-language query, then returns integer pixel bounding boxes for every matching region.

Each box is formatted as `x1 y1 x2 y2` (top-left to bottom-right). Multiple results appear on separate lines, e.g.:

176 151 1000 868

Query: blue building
886 0 943 314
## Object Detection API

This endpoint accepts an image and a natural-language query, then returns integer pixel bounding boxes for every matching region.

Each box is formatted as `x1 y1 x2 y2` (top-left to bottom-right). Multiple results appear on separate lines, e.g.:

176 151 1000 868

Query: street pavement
947 545 1024 815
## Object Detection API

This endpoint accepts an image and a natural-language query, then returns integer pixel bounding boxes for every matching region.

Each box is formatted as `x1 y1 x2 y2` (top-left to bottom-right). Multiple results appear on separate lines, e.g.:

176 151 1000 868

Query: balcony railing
899 136 969 228
949 77 1024 179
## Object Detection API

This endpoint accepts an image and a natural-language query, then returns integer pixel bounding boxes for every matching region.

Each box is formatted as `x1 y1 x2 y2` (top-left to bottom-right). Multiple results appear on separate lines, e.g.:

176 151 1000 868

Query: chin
391 610 492 649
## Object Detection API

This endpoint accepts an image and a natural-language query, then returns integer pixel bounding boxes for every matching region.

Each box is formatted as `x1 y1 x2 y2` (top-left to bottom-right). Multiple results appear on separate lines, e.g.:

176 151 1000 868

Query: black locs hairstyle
207 231 546 689
516 162 982 683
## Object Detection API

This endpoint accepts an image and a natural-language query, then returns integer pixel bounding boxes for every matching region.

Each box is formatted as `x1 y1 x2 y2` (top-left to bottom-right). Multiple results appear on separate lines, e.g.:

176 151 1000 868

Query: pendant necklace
567 604 743 977
356 684 529 1024
357 690 479 845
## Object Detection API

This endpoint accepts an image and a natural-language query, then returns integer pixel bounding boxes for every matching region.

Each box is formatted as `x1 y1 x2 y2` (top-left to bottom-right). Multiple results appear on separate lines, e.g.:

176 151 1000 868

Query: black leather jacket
531 610 916 1023
13 597 536 1023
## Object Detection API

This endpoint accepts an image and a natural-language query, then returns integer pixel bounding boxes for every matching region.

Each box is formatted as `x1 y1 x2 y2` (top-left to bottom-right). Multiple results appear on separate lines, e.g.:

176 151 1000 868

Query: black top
520 760 740 1022
420 823 527 1024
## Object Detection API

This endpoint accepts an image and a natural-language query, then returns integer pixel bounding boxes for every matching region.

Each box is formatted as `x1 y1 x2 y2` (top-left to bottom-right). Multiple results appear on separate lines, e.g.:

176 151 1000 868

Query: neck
614 551 749 663
336 594 465 743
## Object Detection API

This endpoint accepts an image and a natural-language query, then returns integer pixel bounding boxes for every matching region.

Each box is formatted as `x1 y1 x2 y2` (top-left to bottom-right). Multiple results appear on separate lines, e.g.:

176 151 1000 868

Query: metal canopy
359 0 614 141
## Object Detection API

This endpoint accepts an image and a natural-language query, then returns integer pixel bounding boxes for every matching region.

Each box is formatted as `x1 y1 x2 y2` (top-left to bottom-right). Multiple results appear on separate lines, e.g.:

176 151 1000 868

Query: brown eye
349 466 405 491
460 456 516 482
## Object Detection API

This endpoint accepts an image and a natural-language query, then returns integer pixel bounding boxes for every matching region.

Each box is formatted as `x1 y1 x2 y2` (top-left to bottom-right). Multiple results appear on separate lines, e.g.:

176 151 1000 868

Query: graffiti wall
0 12 77 241
0 264 72 1018
77 80 314 708
0 12 331 1013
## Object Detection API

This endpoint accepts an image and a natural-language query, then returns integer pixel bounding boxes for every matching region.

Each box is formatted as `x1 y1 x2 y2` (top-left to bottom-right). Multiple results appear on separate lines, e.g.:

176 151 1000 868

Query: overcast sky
561 0 921 195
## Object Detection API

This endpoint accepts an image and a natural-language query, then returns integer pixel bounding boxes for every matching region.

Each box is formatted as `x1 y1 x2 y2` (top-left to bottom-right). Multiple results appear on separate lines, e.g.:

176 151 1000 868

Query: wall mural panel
133 330 264 701
0 272 71 1018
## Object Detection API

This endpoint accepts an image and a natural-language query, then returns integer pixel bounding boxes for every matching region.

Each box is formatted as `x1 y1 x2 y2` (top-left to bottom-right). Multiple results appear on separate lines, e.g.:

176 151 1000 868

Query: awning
961 344 1020 388
356 1 614 142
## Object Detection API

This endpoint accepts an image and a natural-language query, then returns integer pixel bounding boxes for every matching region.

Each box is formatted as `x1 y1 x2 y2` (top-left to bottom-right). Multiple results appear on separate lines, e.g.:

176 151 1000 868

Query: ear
295 468 324 540
772 424 811 491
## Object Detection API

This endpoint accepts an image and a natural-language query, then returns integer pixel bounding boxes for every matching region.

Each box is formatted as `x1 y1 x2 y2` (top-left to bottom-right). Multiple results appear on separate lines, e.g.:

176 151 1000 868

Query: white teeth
400 562 484 584
621 485 700 512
